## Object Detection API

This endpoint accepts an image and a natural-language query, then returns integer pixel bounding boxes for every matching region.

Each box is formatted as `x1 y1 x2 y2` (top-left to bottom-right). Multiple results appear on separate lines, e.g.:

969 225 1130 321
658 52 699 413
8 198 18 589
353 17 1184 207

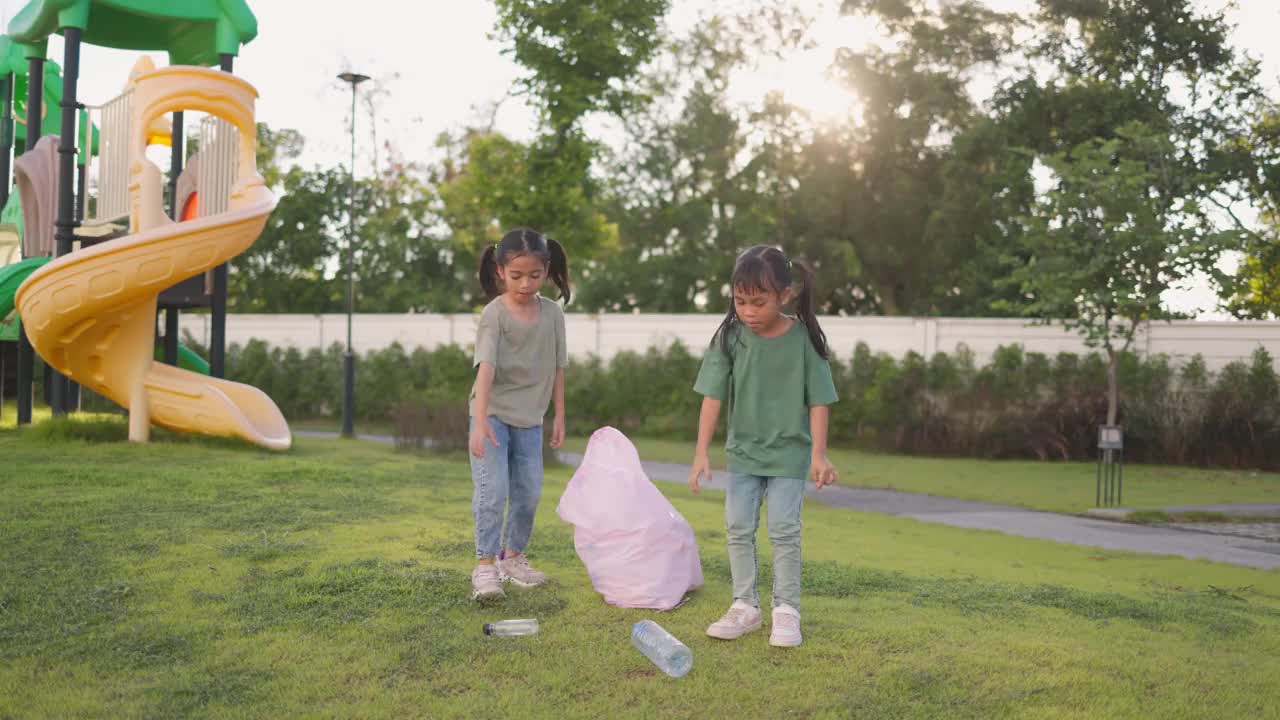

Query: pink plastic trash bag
557 427 703 610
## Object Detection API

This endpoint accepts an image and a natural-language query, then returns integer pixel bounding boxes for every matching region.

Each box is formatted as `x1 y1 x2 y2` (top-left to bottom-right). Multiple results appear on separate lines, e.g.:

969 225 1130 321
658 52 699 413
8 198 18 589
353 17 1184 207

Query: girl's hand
550 415 565 449
688 453 712 493
810 454 838 489
470 419 499 459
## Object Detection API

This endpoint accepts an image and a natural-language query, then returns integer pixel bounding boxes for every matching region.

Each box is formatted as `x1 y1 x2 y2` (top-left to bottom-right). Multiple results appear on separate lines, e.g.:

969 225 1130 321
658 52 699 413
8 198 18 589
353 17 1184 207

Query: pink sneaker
770 605 802 647
471 563 505 600
706 600 763 640
497 554 547 587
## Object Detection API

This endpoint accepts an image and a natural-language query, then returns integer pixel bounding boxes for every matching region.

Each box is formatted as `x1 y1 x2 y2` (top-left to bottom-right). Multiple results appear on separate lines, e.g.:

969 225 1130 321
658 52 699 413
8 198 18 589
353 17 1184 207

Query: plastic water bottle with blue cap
631 620 693 678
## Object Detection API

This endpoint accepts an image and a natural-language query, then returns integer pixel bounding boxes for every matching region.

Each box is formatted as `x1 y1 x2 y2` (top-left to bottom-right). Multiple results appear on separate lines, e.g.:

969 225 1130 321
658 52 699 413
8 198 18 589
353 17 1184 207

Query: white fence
85 89 132 224
174 313 1280 372
196 116 238 216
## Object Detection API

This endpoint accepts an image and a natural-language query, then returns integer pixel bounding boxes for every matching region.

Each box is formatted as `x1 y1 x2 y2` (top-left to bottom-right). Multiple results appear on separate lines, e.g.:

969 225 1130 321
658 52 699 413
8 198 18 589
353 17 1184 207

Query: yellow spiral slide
15 65 290 450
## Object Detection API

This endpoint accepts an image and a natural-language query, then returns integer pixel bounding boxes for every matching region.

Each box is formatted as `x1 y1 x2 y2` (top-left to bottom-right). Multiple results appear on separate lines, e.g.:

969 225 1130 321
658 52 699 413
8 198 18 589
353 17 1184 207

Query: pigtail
714 305 739 358
794 261 830 359
546 237 572 303
478 245 501 300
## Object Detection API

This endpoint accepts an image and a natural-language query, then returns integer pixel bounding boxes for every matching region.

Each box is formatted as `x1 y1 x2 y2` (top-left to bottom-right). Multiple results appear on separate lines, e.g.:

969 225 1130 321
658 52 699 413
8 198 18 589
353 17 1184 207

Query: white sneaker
706 600 763 640
497 554 547 587
770 605 802 647
471 564 505 600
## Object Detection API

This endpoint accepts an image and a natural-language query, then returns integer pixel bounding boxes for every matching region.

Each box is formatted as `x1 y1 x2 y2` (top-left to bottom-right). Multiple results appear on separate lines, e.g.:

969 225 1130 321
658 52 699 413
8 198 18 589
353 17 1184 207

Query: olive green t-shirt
470 296 568 428
693 319 839 479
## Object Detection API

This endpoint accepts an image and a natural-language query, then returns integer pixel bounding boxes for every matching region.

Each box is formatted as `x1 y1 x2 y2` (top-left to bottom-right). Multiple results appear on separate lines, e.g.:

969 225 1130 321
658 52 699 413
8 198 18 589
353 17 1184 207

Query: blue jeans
726 473 804 610
470 416 544 559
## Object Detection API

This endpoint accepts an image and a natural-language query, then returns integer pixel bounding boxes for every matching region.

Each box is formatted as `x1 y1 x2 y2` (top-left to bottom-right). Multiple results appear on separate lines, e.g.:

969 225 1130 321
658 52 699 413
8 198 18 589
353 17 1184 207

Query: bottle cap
482 623 494 635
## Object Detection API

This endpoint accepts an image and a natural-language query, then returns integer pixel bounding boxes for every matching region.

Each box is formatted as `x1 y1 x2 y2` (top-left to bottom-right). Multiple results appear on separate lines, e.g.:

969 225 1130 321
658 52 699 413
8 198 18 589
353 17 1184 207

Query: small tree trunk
1106 347 1119 426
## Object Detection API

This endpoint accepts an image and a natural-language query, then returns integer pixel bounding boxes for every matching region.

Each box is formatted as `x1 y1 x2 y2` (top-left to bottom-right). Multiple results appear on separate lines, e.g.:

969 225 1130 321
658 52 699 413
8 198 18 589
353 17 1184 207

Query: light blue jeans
726 472 804 611
470 416 544 559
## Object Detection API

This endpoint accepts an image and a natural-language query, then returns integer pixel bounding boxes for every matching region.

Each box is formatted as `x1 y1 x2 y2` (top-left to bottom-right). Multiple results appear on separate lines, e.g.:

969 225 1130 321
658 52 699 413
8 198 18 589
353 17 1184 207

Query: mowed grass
561 435 1280 514
1 417 1278 719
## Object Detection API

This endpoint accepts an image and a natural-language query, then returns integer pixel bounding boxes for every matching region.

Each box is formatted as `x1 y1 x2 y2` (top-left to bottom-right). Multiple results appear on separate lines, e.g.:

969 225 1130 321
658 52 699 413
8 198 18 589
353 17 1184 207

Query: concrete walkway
297 431 1280 570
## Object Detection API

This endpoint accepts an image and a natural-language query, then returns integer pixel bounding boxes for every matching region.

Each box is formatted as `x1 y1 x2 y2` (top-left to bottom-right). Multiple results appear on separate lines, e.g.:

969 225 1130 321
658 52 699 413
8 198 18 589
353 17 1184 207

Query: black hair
712 245 829 359
478 228 571 303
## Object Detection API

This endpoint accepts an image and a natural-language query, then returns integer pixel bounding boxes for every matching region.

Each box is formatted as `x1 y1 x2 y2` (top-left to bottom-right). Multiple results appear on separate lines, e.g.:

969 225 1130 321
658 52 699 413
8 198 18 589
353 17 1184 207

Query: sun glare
734 9 884 125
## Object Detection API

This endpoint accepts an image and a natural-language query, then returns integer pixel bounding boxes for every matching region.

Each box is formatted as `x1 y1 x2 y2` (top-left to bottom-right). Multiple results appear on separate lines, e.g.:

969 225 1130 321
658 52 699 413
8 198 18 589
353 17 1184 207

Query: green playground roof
0 36 100 159
7 1 257 66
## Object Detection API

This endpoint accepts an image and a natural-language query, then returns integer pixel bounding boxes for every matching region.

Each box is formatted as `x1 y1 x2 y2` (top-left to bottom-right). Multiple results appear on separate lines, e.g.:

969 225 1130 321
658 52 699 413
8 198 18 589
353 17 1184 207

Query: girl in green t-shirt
468 229 571 601
689 245 840 647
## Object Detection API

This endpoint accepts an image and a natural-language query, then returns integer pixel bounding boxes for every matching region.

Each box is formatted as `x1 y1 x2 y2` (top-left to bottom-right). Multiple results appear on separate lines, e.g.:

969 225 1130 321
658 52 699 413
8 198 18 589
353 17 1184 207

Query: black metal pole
0 73 12 211
164 309 179 365
163 110 184 367
16 54 44 425
0 71 11 418
342 79 358 439
210 54 234 379
0 74 7 423
1095 450 1101 508
76 162 86 220
168 111 183 217
49 28 82 417
1117 449 1123 506
67 148 86 406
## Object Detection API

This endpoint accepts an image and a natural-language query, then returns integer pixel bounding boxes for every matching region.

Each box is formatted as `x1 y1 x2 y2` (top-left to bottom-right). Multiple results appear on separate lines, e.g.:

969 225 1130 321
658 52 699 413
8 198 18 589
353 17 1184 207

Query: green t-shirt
693 319 839 479
470 296 568 428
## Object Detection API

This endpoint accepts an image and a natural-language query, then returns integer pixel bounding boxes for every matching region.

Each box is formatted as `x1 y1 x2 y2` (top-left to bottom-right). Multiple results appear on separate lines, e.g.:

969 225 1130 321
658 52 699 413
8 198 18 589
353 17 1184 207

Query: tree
786 0 1020 315
576 11 811 312
229 122 467 314
228 165 346 312
1222 108 1280 318
492 0 670 135
478 0 670 263
255 123 304 189
992 0 1268 321
1003 123 1240 427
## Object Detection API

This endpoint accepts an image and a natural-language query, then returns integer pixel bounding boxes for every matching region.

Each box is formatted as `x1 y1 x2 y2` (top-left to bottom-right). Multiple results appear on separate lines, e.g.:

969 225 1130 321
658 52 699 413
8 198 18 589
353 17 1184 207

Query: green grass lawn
285 417 398 438
2 417 1279 718
561 435 1280 514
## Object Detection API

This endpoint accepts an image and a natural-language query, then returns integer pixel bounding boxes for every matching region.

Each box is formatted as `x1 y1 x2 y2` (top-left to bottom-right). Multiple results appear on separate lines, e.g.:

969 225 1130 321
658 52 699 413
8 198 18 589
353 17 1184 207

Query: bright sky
1 0 1276 318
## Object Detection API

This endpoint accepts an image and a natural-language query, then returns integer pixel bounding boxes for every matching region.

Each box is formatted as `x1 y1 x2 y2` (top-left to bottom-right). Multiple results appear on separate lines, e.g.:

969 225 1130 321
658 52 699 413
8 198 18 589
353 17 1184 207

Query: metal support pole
338 71 368 438
210 54 234 379
0 73 12 210
163 110 184 366
50 27 83 416
1095 450 1102 508
17 54 44 425
1116 449 1123 506
344 81 357 439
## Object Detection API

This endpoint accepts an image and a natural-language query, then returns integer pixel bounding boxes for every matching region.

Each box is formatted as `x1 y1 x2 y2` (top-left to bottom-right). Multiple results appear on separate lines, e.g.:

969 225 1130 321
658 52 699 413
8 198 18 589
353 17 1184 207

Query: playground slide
15 66 289 450
2 222 209 377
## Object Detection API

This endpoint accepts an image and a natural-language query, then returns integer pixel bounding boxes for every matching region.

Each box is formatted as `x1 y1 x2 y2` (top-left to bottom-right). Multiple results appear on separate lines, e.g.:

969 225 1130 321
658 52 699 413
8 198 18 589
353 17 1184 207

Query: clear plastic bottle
482 619 539 637
630 620 693 678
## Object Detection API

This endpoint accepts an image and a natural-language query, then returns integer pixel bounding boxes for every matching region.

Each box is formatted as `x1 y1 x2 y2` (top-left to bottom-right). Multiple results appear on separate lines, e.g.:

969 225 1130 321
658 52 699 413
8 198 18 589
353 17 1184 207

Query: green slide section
0 255 47 341
1 255 210 375
153 340 210 375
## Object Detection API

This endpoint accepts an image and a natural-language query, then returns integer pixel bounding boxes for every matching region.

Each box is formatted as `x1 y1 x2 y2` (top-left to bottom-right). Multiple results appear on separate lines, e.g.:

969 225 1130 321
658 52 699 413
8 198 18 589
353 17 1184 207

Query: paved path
296 431 1280 569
